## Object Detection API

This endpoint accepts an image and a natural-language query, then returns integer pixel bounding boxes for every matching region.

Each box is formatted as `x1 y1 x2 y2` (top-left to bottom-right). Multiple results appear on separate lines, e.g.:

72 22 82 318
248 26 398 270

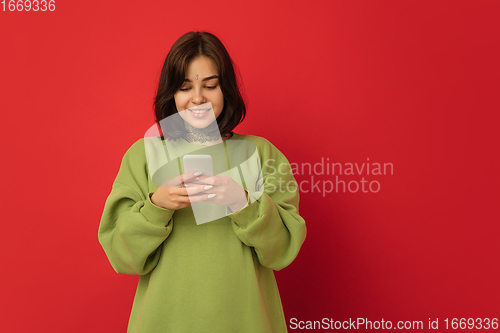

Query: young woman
98 31 307 333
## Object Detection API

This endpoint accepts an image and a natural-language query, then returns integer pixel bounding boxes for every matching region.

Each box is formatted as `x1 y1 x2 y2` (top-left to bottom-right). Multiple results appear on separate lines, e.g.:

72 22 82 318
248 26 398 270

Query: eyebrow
184 75 219 83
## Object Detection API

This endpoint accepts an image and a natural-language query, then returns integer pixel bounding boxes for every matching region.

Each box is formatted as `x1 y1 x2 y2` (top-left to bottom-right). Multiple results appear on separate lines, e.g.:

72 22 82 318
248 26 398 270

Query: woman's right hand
150 171 211 210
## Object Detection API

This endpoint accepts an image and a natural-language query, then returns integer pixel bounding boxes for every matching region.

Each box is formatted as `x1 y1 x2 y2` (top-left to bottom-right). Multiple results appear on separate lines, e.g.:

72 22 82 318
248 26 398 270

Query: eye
179 86 217 92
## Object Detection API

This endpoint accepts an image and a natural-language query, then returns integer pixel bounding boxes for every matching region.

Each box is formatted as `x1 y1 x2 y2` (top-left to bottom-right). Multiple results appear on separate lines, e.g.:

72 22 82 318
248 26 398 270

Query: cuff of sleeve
140 192 175 227
227 192 265 228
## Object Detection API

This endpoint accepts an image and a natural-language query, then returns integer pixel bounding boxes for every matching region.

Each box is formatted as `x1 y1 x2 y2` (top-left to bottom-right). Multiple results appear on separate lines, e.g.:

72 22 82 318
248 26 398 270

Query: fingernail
184 184 189 187
193 171 202 176
207 194 216 198
204 185 213 190
196 177 200 180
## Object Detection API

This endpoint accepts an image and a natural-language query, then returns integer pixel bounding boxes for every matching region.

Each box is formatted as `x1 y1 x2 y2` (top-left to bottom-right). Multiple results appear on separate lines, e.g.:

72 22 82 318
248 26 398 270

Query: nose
191 89 206 104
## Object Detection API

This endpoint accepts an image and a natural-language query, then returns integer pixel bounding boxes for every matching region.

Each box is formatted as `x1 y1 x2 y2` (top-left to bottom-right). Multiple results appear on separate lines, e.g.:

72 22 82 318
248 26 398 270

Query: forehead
185 56 218 75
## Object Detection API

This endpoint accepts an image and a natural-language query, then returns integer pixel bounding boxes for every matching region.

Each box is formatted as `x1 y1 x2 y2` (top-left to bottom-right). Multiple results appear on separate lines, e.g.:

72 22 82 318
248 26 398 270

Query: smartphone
183 155 214 185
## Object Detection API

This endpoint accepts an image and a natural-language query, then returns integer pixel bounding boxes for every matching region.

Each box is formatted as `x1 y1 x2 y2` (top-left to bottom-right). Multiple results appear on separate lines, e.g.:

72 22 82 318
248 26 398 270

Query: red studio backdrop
1 1 499 332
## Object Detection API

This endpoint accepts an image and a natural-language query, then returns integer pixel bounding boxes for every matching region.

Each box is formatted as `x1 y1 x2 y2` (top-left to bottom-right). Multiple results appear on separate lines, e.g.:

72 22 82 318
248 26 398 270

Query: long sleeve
98 139 175 275
228 145 307 271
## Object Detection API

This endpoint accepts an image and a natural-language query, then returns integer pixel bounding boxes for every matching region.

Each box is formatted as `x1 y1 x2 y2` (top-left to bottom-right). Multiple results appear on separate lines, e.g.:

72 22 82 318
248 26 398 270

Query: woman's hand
150 171 220 210
191 174 249 213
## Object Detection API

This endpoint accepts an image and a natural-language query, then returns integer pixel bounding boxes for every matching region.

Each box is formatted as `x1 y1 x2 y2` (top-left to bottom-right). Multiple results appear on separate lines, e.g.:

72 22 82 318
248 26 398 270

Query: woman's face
174 56 224 128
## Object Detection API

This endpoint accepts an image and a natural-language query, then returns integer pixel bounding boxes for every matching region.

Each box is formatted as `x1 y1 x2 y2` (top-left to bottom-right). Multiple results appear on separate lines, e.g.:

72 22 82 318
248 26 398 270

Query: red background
1 1 499 332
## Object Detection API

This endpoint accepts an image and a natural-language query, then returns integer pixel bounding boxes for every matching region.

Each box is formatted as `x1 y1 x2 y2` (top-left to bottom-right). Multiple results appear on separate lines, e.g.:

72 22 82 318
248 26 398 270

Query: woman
98 31 307 333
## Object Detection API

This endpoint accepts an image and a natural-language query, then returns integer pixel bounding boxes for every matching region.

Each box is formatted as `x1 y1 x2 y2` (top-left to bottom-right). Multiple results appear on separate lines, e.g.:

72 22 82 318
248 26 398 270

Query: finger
160 186 204 199
187 192 217 204
181 170 204 183
195 175 217 185
170 189 212 205
166 187 193 200
163 171 203 187
184 184 213 196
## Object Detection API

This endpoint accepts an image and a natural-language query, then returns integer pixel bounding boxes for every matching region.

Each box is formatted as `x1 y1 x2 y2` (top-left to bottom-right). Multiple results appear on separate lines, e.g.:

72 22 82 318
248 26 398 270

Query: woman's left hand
185 174 248 213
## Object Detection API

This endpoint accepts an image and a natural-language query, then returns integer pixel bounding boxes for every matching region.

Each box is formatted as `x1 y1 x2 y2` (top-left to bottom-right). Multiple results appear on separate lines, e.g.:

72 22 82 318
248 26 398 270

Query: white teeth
190 108 211 113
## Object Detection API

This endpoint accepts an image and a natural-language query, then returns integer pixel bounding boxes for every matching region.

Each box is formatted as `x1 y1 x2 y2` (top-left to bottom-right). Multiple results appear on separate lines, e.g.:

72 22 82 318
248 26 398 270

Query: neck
183 121 230 146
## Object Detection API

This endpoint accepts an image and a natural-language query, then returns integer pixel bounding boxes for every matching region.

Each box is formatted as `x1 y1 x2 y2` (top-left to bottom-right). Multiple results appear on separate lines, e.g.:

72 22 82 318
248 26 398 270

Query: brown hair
153 31 246 140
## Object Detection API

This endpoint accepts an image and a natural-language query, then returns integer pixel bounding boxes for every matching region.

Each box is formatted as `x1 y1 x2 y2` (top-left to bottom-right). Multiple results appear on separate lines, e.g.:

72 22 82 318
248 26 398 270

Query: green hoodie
98 132 307 333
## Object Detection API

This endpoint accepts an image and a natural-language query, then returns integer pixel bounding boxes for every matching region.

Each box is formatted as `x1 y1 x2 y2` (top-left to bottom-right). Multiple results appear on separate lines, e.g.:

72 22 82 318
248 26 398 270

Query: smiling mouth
189 108 212 113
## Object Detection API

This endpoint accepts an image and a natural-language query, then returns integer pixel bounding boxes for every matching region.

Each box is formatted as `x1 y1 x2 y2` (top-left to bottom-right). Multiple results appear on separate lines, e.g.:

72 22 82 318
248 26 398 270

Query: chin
187 121 212 128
